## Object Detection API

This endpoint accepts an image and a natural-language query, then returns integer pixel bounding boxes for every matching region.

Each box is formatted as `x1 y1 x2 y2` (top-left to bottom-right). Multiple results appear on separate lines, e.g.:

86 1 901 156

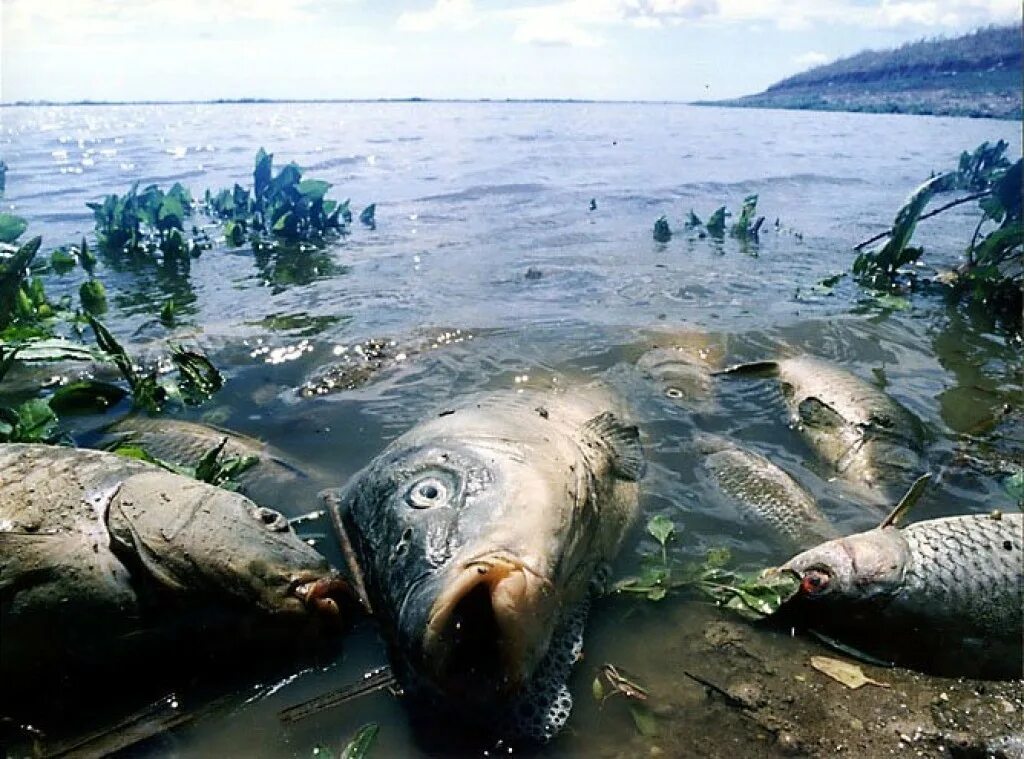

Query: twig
853 191 991 251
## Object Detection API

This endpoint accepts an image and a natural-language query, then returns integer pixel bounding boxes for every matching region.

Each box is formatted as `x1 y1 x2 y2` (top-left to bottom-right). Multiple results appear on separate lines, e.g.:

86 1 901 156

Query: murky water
1 103 1021 756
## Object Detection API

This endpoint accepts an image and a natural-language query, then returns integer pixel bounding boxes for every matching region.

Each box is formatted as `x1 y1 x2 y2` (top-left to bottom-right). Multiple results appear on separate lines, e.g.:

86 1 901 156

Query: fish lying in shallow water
776 511 1023 679
96 415 309 503
0 444 351 707
695 433 837 548
717 356 926 505
331 387 643 742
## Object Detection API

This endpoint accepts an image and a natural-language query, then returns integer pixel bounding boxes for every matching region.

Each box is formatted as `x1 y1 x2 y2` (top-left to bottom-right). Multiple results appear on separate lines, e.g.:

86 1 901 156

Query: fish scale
901 514 1022 633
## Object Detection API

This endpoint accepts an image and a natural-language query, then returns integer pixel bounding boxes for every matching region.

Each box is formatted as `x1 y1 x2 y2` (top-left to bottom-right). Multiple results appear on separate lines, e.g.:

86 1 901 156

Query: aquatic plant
312 723 380 759
86 314 223 413
112 436 258 491
206 148 366 246
853 139 1022 328
88 181 205 260
613 515 799 617
656 196 765 246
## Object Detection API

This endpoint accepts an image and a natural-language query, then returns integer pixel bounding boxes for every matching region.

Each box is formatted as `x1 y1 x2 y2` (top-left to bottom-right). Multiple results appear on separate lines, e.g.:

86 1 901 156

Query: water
1 103 1021 756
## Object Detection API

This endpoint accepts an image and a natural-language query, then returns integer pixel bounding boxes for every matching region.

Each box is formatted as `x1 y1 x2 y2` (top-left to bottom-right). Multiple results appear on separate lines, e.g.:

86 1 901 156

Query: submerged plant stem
853 190 990 251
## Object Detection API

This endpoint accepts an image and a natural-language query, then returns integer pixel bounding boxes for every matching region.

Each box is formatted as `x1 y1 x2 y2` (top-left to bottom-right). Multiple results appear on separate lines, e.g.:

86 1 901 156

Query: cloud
396 0 479 33
794 51 831 67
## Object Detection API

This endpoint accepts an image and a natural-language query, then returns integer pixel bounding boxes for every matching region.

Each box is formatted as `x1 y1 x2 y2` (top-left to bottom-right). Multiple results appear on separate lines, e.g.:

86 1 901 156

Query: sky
1 0 1019 103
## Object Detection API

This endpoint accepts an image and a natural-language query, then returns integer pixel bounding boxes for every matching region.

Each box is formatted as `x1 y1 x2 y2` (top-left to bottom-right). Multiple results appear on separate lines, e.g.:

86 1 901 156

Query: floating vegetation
112 436 258 491
88 182 209 260
613 516 800 618
853 140 1022 329
206 148 372 246
86 314 223 413
654 195 767 250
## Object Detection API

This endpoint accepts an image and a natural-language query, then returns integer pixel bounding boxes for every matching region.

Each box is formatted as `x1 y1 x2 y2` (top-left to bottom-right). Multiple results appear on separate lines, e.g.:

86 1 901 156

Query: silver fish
0 444 351 696
778 511 1023 679
636 329 727 407
332 387 643 739
718 356 926 504
696 433 838 548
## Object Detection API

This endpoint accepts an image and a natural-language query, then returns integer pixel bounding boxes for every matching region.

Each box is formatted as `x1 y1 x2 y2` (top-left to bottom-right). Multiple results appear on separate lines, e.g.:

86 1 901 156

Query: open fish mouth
289 571 354 618
422 552 555 697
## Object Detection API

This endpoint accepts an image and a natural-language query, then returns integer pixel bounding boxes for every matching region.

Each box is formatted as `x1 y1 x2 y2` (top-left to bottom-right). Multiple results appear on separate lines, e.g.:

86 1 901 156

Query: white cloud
396 0 479 33
794 51 831 67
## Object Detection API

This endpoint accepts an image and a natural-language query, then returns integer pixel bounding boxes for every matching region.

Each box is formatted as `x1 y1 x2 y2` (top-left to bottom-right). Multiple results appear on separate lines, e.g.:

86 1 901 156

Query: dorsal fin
581 411 645 481
878 473 932 529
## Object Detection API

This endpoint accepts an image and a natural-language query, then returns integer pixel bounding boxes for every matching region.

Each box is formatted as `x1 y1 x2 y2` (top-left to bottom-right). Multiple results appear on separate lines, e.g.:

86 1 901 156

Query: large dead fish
635 329 727 409
330 387 643 742
696 433 838 548
775 510 1023 680
0 444 351 705
716 356 926 505
96 415 309 503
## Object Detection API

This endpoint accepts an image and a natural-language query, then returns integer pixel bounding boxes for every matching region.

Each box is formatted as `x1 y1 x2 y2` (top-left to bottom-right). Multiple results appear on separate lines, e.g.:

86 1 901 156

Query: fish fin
107 501 187 593
877 473 932 529
582 412 645 481
321 488 372 614
711 360 780 378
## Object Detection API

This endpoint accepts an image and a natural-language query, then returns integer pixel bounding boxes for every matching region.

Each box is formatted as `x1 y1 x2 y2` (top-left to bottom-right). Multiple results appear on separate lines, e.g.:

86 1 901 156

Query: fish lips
410 552 557 701
286 570 355 623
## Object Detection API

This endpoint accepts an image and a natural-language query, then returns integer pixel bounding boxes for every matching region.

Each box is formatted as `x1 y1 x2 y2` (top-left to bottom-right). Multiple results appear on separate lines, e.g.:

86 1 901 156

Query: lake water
1 102 1021 756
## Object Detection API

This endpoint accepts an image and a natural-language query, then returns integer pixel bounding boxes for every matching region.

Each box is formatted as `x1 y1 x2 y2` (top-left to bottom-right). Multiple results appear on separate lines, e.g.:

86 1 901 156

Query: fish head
778 528 909 607
340 436 574 702
109 474 353 624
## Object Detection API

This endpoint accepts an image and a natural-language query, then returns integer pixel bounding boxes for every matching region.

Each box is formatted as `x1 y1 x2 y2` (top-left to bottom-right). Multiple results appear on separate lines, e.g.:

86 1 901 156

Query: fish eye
406 476 449 509
800 568 831 596
253 506 290 532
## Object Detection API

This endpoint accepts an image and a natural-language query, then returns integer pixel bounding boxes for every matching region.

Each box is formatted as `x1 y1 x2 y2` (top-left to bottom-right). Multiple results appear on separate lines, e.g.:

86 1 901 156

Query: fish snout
422 553 555 698
290 571 357 620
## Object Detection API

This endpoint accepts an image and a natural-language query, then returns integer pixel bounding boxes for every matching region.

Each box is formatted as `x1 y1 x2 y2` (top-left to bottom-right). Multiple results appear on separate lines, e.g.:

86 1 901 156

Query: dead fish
331 387 643 741
0 444 352 701
298 329 475 397
636 329 727 407
96 415 308 501
716 356 926 504
776 511 1023 679
695 433 838 548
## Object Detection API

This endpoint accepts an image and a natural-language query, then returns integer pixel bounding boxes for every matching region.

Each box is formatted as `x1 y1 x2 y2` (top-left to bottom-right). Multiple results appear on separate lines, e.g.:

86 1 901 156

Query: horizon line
0 97 708 107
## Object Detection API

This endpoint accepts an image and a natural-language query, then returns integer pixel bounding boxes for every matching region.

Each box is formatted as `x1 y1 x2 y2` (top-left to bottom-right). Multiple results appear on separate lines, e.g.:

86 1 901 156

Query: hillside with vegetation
707 25 1022 119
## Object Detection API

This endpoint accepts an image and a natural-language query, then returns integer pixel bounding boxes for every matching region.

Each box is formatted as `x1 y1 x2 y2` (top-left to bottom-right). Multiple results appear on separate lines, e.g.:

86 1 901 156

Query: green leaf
705 206 727 236
359 203 376 227
340 723 379 759
684 210 702 228
48 380 127 414
14 398 58 441
297 179 331 201
705 547 731 569
224 220 245 247
646 514 675 548
0 213 28 243
254 148 273 199
628 703 658 737
169 344 223 403
7 337 103 363
77 237 97 275
50 248 77 274
0 236 42 329
730 194 759 238
592 675 605 702
160 298 176 326
871 293 910 311
653 216 672 243
86 314 138 388
80 279 108 314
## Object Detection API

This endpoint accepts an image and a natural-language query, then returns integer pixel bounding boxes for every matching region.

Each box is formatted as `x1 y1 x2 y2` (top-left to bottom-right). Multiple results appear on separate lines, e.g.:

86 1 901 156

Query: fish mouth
421 552 555 698
289 571 354 620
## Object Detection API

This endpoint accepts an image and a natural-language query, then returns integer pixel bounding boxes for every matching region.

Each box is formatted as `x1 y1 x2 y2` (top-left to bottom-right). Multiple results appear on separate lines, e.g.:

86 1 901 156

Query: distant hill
705 25 1022 120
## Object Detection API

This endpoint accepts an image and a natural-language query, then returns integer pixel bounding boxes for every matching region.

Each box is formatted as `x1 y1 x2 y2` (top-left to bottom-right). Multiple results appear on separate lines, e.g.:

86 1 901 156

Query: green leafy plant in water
852 140 1022 329
88 182 203 260
85 314 223 413
730 194 763 240
592 664 658 737
613 516 799 618
0 213 28 244
0 237 63 341
704 206 727 237
206 148 355 246
653 216 672 243
112 437 258 491
312 723 380 759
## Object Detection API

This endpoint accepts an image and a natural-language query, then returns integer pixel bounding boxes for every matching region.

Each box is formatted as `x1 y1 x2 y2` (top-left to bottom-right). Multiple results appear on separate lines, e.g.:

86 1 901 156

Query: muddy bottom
573 599 1023 759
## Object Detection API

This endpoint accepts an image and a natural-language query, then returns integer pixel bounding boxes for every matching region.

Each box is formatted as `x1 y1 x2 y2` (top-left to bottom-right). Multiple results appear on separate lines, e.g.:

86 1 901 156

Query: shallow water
1 103 1021 756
